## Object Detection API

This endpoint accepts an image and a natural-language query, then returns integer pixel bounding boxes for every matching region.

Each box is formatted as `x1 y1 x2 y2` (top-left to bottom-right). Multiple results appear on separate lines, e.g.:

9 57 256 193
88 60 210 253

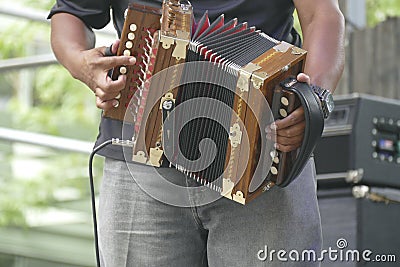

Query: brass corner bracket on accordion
103 0 324 204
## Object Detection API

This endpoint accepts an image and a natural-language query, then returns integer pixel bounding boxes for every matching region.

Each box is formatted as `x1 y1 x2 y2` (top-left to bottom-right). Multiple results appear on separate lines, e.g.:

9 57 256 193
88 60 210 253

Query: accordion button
119 66 127 74
129 24 137 32
128 32 135 40
279 108 288 117
123 50 131 56
270 166 278 175
126 41 133 49
280 97 289 106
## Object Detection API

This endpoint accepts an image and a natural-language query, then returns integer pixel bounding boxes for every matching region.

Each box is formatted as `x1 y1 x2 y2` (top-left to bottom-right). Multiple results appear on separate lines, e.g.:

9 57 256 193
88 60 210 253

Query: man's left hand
270 73 310 152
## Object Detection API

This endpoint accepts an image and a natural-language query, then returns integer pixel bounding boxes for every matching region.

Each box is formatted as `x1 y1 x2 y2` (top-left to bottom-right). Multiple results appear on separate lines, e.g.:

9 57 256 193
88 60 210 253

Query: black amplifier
314 94 400 188
318 186 400 267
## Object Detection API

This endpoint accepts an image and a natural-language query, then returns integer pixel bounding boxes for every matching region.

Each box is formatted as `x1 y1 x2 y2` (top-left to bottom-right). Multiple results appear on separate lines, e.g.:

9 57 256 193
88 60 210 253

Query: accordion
104 0 324 204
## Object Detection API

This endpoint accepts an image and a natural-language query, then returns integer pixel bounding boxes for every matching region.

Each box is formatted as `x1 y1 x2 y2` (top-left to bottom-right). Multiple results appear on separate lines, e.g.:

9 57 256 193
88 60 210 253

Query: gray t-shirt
48 0 300 161
49 0 297 40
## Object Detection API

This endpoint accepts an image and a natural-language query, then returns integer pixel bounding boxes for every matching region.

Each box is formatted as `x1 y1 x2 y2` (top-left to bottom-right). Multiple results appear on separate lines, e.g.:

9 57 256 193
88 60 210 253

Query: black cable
88 139 113 267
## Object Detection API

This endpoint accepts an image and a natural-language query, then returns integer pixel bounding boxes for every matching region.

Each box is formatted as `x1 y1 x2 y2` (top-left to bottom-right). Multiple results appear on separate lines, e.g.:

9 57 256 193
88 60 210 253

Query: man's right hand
50 13 136 111
77 40 136 111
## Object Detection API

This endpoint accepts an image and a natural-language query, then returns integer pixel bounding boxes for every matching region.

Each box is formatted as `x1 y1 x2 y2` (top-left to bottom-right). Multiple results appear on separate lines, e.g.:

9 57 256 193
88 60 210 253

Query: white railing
0 127 93 154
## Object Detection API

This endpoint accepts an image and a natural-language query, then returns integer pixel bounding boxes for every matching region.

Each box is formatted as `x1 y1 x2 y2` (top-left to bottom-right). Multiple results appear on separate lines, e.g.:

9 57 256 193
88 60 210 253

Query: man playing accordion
49 0 344 266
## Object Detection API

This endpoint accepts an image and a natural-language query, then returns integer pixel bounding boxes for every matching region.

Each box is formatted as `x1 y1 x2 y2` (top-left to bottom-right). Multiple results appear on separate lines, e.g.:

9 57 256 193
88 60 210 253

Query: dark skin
50 0 344 153
273 0 345 152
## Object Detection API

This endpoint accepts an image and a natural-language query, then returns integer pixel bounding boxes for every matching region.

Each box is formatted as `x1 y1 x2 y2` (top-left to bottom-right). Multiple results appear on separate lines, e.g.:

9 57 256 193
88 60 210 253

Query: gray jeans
98 157 322 267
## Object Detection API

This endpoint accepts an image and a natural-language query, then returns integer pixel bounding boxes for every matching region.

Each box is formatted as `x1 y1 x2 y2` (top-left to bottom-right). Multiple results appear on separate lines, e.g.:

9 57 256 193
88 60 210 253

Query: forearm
50 13 96 79
301 8 345 93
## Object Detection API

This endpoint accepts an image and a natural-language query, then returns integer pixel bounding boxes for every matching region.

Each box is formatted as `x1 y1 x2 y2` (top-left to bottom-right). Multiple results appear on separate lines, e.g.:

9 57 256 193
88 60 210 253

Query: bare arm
294 0 345 92
50 13 136 110
272 0 345 152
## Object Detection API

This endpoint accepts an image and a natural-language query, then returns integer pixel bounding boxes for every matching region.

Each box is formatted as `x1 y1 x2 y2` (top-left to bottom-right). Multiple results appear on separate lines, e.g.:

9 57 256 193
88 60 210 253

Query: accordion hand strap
277 79 324 187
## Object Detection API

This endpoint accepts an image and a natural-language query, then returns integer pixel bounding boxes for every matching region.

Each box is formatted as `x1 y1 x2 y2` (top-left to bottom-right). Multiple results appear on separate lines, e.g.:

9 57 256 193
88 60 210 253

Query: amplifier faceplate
314 94 400 188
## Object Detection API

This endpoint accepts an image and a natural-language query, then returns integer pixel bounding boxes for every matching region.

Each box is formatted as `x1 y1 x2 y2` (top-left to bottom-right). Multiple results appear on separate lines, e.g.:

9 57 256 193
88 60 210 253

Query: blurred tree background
366 0 400 26
0 0 399 235
0 0 104 228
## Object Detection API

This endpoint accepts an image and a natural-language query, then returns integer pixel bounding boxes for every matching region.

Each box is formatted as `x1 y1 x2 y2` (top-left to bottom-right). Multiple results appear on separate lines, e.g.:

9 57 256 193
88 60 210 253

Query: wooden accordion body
104 1 309 204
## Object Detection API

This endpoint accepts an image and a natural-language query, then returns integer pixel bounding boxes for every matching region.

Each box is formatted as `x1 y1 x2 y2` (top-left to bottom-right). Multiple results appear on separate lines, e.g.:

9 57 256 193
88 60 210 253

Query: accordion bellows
104 1 323 204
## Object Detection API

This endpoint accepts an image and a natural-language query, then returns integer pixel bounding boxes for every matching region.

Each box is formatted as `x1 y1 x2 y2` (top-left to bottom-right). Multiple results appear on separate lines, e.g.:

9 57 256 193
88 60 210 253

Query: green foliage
0 6 101 139
8 65 101 140
0 150 103 227
0 21 32 59
6 0 55 10
367 0 400 26
0 0 103 228
24 0 56 10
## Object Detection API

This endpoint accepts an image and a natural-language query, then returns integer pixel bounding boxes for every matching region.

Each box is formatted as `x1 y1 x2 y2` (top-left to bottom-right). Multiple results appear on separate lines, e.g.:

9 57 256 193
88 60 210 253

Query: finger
274 107 305 130
275 132 304 146
96 96 120 111
276 122 305 138
94 87 122 102
275 142 302 153
96 74 127 94
100 55 136 70
297 73 311 84
111 40 120 54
